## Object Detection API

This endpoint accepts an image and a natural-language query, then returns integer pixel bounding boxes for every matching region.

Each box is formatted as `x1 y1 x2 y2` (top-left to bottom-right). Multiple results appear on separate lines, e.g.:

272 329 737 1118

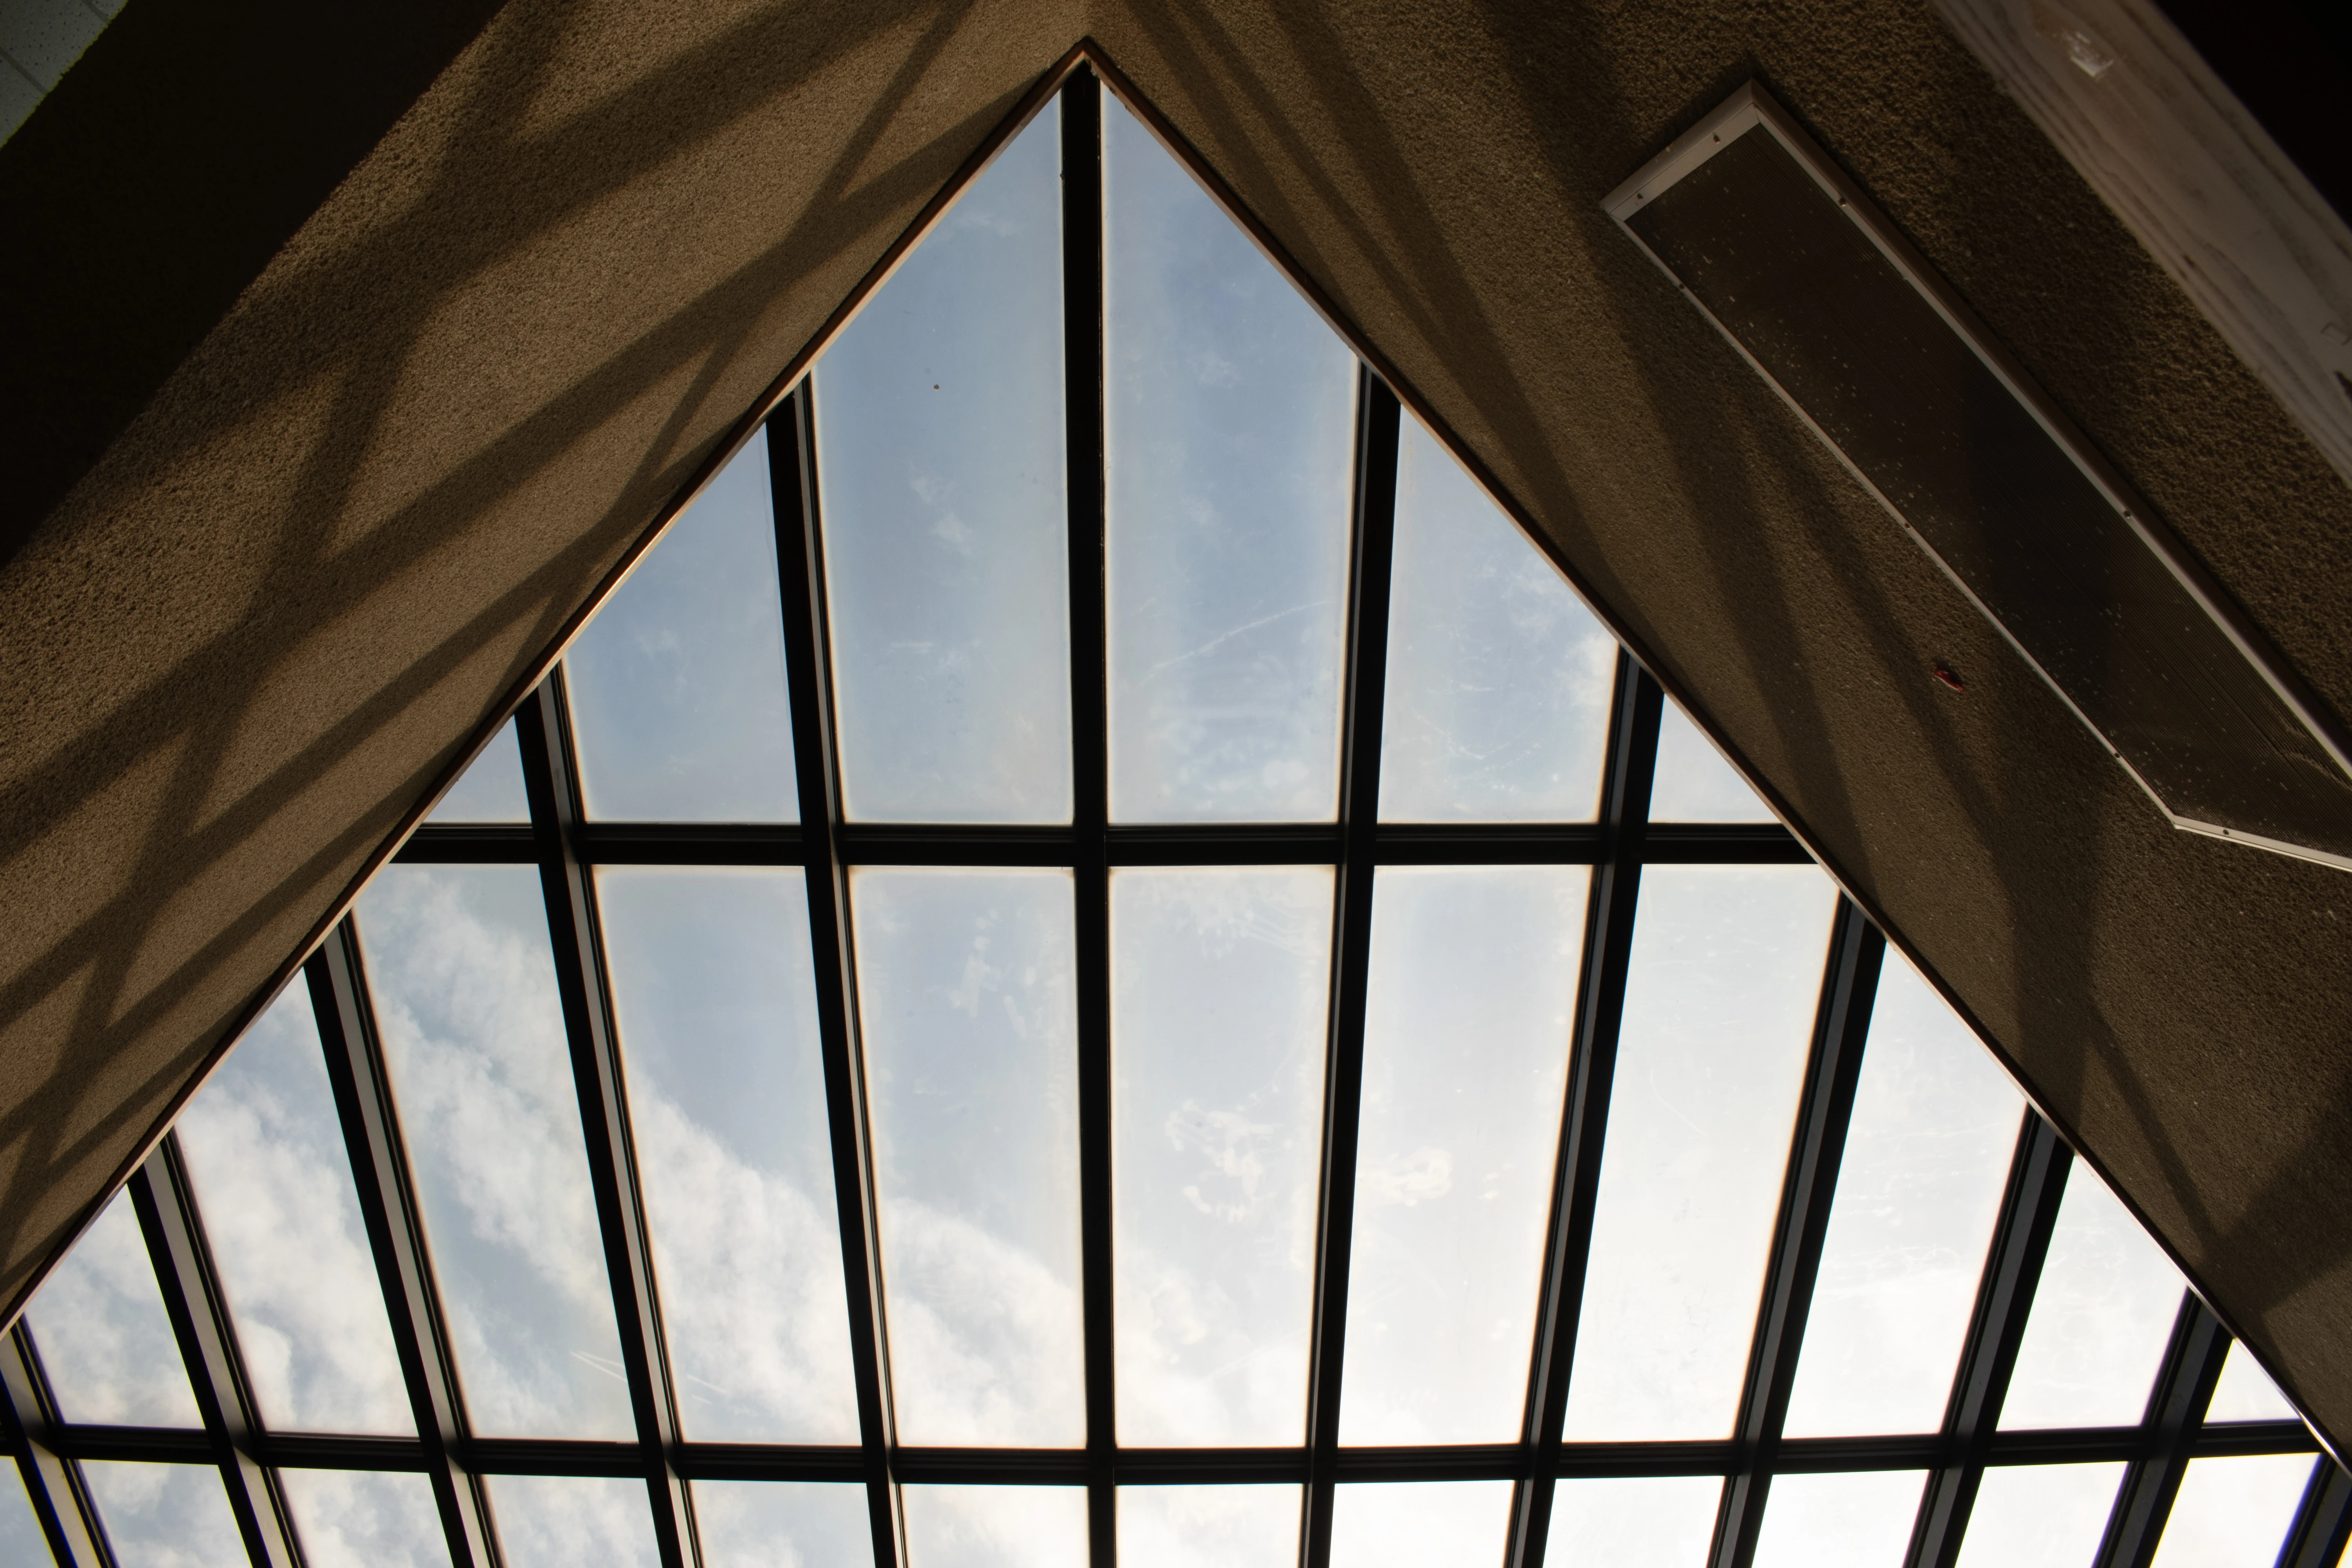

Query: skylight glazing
4 60 2337 1568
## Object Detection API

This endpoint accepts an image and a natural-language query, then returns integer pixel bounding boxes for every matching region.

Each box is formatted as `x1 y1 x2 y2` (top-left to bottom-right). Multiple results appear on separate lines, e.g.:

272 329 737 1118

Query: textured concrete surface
3 0 2349 1451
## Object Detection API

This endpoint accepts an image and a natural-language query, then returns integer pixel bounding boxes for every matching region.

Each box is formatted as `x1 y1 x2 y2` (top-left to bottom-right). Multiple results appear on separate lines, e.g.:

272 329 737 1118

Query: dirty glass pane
693 1482 872 1568
278 1470 452 1568
1650 700 1770 822
25 1189 201 1427
1103 96 1355 824
357 867 634 1439
817 98 1070 824
80 1462 245 1566
1328 1481 1514 1568
1751 1471 1925 1568
490 1475 661 1568
566 436 797 823
1379 418 1615 821
1563 866 1839 1439
1120 1485 1300 1568
598 867 855 1442
176 984 413 1434
1113 868 1329 1446
2204 1341 2299 1424
1954 1463 2125 1568
2150 1454 2314 1566
1546 1475 1721 1566
426 718 529 822
2000 1165 2185 1430
853 869 1083 1446
901 1485 1089 1568
1341 867 1588 1443
1783 956 2023 1436
0 1467 51 1564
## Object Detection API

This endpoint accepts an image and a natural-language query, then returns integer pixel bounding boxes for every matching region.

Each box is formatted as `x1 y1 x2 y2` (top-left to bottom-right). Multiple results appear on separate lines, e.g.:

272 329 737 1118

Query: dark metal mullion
769 388 905 1568
1705 902 1884 1568
307 929 500 1566
1298 368 1401 1568
1059 62 1118 1568
1505 653 1662 1568
2091 1295 2231 1568
128 1138 304 1568
513 679 695 1568
1903 1112 2073 1568
2277 1455 2352 1568
2 1326 110 1566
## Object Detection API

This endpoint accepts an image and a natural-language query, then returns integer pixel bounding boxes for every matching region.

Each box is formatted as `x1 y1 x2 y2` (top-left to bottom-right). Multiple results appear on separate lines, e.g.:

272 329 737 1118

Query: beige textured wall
3 0 2349 1450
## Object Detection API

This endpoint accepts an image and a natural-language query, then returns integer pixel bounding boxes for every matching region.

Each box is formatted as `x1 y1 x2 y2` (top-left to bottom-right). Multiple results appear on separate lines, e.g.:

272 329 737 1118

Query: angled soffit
3 0 2352 1472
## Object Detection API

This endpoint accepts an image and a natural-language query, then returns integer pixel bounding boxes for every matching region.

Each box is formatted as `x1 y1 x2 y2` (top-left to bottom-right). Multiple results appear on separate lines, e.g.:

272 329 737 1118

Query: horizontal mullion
47 1424 2283 1481
673 1445 866 1484
48 1424 214 1464
397 820 1806 869
394 825 539 862
2188 1419 2321 1458
263 1434 430 1472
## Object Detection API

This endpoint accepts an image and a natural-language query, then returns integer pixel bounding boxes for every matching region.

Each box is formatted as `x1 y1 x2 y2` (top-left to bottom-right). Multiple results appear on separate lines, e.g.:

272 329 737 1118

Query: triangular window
9 61 2326 1568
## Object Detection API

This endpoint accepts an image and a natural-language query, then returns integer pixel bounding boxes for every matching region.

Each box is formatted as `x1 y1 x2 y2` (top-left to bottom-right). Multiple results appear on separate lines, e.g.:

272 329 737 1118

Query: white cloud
175 996 412 1433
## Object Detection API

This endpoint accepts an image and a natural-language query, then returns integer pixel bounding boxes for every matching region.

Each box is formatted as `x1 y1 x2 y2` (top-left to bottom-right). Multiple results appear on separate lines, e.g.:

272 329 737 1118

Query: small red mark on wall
1934 664 1966 693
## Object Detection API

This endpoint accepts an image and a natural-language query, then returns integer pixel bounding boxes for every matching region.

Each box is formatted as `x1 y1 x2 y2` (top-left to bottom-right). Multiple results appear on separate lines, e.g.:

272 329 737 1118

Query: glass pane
489 1474 661 1568
2000 1164 2185 1430
356 866 634 1438
1546 1475 1721 1566
175 985 414 1434
598 868 856 1442
816 100 1071 825
1379 419 1616 821
1341 867 1589 1443
852 869 1083 1445
1563 866 1840 1439
1121 1485 1300 1568
279 1470 452 1568
0 1468 47 1562
1954 1463 2125 1568
695 1481 872 1568
1650 701 1770 822
79 1462 244 1566
901 1485 1089 1568
427 718 529 822
2151 1454 2315 1567
2205 1341 2299 1424
25 1189 201 1426
1113 867 1328 1446
1103 95 1356 824
1329 1481 1514 1568
1750 1471 1925 1568
565 436 797 822
1783 956 2024 1436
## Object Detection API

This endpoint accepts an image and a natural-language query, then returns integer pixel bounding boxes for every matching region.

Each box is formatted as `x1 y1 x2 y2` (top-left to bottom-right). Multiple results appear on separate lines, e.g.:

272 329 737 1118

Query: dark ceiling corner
2154 0 2352 223
0 0 509 565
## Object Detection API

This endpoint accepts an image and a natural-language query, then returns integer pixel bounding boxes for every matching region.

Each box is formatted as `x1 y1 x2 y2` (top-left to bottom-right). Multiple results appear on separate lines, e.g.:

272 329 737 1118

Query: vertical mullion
2277 1456 2352 1568
1505 653 1662 1568
129 1138 303 1568
2091 1294 2230 1568
307 928 499 1567
1298 368 1401 1568
2 1326 110 1566
769 388 904 1568
1904 1112 2072 1568
1704 901 1884 1568
513 677 695 1568
1060 62 1116 1568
